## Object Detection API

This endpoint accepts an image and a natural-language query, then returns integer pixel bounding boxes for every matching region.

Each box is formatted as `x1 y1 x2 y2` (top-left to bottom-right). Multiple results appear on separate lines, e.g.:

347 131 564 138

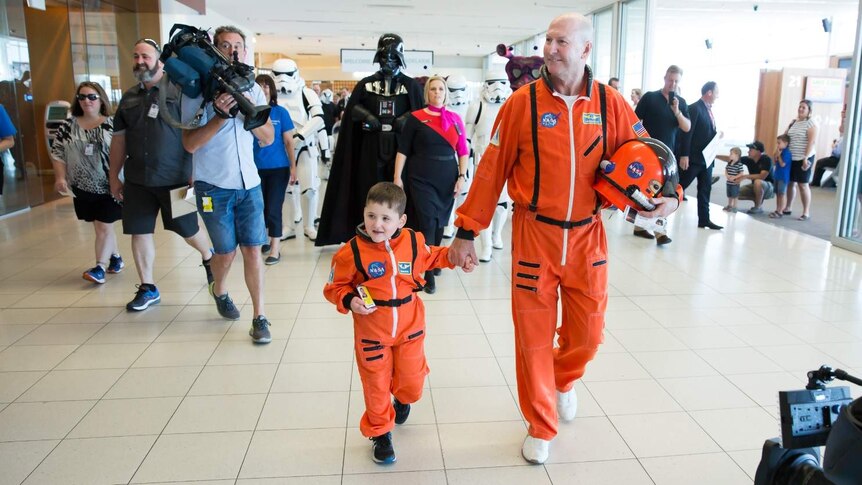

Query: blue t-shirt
253 105 294 170
0 105 17 138
773 147 792 183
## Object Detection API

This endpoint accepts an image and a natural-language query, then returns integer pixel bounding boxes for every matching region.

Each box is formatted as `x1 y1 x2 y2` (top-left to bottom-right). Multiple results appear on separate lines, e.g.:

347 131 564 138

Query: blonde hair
423 76 449 106
730 147 742 156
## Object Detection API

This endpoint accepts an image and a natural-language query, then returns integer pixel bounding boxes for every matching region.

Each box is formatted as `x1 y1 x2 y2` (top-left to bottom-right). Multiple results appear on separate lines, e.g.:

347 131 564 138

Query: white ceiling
206 0 616 59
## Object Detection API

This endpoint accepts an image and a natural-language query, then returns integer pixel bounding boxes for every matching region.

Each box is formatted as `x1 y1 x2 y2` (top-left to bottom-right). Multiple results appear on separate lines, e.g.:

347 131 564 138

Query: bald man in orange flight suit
449 13 682 464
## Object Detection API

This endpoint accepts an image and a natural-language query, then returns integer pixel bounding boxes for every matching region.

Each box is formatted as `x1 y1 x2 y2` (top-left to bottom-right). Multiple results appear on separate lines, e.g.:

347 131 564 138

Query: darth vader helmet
373 33 406 76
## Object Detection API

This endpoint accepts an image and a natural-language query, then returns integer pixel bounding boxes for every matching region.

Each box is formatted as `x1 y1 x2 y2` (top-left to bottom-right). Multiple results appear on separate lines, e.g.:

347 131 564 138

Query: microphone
668 91 676 105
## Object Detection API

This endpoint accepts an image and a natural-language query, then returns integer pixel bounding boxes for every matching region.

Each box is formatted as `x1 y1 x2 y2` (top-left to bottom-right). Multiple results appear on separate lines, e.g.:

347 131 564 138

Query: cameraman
181 25 275 344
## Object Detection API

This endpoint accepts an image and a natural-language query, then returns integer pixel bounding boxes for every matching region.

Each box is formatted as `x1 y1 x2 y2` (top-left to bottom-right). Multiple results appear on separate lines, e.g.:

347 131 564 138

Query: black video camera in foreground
755 366 862 485
159 24 270 131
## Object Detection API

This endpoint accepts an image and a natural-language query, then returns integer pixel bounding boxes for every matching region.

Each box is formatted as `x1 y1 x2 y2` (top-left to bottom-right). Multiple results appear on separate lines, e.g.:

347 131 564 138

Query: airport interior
1 0 862 484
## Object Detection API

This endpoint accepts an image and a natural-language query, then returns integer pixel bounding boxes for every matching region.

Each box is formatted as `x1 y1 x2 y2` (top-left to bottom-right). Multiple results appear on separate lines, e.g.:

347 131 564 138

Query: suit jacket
679 99 716 167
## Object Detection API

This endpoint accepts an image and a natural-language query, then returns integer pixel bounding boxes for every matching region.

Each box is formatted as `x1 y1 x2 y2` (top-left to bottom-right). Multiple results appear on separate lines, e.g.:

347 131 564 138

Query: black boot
424 271 436 294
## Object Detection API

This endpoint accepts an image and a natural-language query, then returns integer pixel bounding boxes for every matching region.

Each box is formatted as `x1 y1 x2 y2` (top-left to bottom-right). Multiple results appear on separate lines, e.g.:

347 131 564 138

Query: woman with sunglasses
51 81 124 284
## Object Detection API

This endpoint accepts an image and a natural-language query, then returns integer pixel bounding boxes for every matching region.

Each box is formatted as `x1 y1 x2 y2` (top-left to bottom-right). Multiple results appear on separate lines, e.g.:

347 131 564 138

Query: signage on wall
804 77 844 103
340 49 434 74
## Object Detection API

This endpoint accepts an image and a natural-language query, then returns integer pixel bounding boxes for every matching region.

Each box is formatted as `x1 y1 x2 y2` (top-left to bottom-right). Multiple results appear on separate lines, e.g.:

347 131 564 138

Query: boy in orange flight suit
324 182 473 464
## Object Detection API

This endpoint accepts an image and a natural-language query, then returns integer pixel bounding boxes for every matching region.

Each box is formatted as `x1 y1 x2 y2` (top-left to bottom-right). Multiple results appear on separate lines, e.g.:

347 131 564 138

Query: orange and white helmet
593 138 679 211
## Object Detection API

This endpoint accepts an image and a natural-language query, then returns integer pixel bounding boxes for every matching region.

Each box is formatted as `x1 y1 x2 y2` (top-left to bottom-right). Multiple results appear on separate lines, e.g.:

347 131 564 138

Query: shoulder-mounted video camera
159 24 270 131
755 366 862 485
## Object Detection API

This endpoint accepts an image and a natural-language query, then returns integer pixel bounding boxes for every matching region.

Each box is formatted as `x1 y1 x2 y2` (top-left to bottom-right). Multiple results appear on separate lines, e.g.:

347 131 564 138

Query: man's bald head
548 13 593 49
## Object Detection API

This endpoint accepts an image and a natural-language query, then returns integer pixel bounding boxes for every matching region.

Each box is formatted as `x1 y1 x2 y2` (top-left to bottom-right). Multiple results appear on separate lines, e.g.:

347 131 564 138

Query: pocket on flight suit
514 260 541 294
586 257 608 298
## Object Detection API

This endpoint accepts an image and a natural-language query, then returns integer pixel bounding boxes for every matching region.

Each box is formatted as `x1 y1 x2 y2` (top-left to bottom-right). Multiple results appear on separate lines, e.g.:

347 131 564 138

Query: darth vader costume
316 34 424 246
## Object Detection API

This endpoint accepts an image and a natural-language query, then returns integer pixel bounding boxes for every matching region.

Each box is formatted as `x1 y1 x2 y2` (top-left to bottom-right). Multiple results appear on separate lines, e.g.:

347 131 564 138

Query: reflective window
619 0 646 100
592 8 613 84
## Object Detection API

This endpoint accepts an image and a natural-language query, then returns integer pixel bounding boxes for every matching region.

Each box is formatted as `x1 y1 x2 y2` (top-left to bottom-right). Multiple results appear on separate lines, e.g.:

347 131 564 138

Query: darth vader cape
315 71 424 246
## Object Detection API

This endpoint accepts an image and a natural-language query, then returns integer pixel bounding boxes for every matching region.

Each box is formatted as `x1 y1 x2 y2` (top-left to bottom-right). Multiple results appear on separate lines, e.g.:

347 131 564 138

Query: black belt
535 213 594 229
373 295 413 307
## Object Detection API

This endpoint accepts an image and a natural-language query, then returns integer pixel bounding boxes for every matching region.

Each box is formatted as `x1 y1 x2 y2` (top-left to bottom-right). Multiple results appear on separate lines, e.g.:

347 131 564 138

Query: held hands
639 196 680 219
350 296 377 315
448 237 478 273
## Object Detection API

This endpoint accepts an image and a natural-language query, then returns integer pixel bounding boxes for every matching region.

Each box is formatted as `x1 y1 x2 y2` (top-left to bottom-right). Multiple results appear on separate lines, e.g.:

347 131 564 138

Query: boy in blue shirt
770 134 792 218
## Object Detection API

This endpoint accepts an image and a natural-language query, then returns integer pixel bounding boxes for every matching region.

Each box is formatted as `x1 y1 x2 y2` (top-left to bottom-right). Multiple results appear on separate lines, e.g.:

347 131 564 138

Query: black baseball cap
746 141 765 152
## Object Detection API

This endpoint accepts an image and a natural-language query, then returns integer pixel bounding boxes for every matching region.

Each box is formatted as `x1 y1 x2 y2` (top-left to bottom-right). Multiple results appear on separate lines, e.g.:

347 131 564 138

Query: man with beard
109 38 214 312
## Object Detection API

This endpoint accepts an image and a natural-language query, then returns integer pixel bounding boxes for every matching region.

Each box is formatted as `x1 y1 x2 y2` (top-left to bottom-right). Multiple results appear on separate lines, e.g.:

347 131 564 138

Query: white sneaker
521 435 550 464
304 226 317 241
557 387 578 422
280 225 296 241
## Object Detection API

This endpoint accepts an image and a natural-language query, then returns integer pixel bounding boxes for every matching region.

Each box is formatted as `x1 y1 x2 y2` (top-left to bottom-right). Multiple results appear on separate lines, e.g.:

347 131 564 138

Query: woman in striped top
784 99 818 221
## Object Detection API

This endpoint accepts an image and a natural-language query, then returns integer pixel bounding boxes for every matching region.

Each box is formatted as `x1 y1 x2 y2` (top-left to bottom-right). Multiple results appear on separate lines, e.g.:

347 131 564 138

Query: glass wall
0 0 40 216
591 8 614 85
833 9 862 251
618 0 646 99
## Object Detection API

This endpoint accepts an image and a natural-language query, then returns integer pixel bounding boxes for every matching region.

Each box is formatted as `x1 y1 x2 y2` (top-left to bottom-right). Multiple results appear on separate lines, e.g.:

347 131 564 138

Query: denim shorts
726 183 740 198
194 181 267 254
775 179 788 195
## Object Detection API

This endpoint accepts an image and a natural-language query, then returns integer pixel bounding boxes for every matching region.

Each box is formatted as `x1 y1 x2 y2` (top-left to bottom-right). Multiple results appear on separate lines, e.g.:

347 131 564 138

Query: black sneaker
107 254 125 273
250 315 272 344
209 282 240 320
126 284 161 311
370 432 396 464
202 251 214 285
394 398 411 425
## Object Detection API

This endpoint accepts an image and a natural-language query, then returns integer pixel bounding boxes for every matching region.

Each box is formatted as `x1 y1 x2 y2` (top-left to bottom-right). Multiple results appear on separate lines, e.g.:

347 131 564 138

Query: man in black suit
678 81 722 230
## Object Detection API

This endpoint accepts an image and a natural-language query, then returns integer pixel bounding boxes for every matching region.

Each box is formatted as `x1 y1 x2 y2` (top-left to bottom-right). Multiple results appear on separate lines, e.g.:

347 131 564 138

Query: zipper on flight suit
384 239 398 338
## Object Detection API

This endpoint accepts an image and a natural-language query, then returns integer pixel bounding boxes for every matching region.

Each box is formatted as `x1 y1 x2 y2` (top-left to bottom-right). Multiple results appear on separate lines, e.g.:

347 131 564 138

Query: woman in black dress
394 76 469 293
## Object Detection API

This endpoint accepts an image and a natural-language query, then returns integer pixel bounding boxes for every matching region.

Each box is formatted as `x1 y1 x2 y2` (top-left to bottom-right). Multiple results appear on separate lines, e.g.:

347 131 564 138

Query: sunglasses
76 94 101 101
136 38 161 53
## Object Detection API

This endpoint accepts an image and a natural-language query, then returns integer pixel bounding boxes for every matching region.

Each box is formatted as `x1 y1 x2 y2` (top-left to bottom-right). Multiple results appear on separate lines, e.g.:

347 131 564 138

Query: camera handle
806 365 862 390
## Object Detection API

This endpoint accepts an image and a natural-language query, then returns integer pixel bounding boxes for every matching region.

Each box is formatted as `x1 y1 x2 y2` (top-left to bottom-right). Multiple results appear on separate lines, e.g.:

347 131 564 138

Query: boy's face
777 139 788 150
364 202 406 243
730 151 739 162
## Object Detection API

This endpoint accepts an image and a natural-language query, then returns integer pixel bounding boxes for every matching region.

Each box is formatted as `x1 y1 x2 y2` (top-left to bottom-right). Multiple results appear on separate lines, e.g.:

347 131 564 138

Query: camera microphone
668 91 676 105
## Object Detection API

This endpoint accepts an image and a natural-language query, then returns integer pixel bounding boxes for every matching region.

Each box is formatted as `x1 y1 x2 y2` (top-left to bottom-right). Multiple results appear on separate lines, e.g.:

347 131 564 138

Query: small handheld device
357 285 376 310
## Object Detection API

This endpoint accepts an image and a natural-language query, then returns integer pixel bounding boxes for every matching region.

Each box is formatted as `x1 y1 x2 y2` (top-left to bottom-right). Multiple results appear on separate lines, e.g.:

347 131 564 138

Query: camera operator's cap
746 141 765 152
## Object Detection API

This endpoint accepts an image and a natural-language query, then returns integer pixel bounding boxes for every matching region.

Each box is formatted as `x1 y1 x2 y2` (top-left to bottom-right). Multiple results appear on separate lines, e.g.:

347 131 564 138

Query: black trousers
259 167 290 238
811 156 839 186
679 162 713 225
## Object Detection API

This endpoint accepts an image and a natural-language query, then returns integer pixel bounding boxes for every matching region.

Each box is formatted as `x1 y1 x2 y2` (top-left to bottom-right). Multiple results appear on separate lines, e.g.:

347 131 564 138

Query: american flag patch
632 120 648 137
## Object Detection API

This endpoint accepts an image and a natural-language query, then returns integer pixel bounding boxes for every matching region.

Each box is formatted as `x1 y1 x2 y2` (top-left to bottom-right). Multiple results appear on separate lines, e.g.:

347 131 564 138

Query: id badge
356 285 376 310
202 196 213 213
84 143 95 156
147 103 159 118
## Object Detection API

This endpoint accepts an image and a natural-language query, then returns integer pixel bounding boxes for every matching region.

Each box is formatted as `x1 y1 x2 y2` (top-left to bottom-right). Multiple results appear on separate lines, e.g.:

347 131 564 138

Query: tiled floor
0 196 860 485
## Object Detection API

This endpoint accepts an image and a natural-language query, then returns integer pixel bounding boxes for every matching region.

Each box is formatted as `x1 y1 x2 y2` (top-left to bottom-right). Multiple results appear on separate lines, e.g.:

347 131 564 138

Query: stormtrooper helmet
271 58 304 96
446 74 469 107
320 89 334 104
482 70 512 104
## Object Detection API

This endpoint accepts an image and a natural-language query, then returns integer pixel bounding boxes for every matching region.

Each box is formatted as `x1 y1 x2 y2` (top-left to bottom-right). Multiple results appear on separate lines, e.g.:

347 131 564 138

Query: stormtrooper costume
319 88 337 180
466 70 513 262
442 74 472 239
271 58 331 241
